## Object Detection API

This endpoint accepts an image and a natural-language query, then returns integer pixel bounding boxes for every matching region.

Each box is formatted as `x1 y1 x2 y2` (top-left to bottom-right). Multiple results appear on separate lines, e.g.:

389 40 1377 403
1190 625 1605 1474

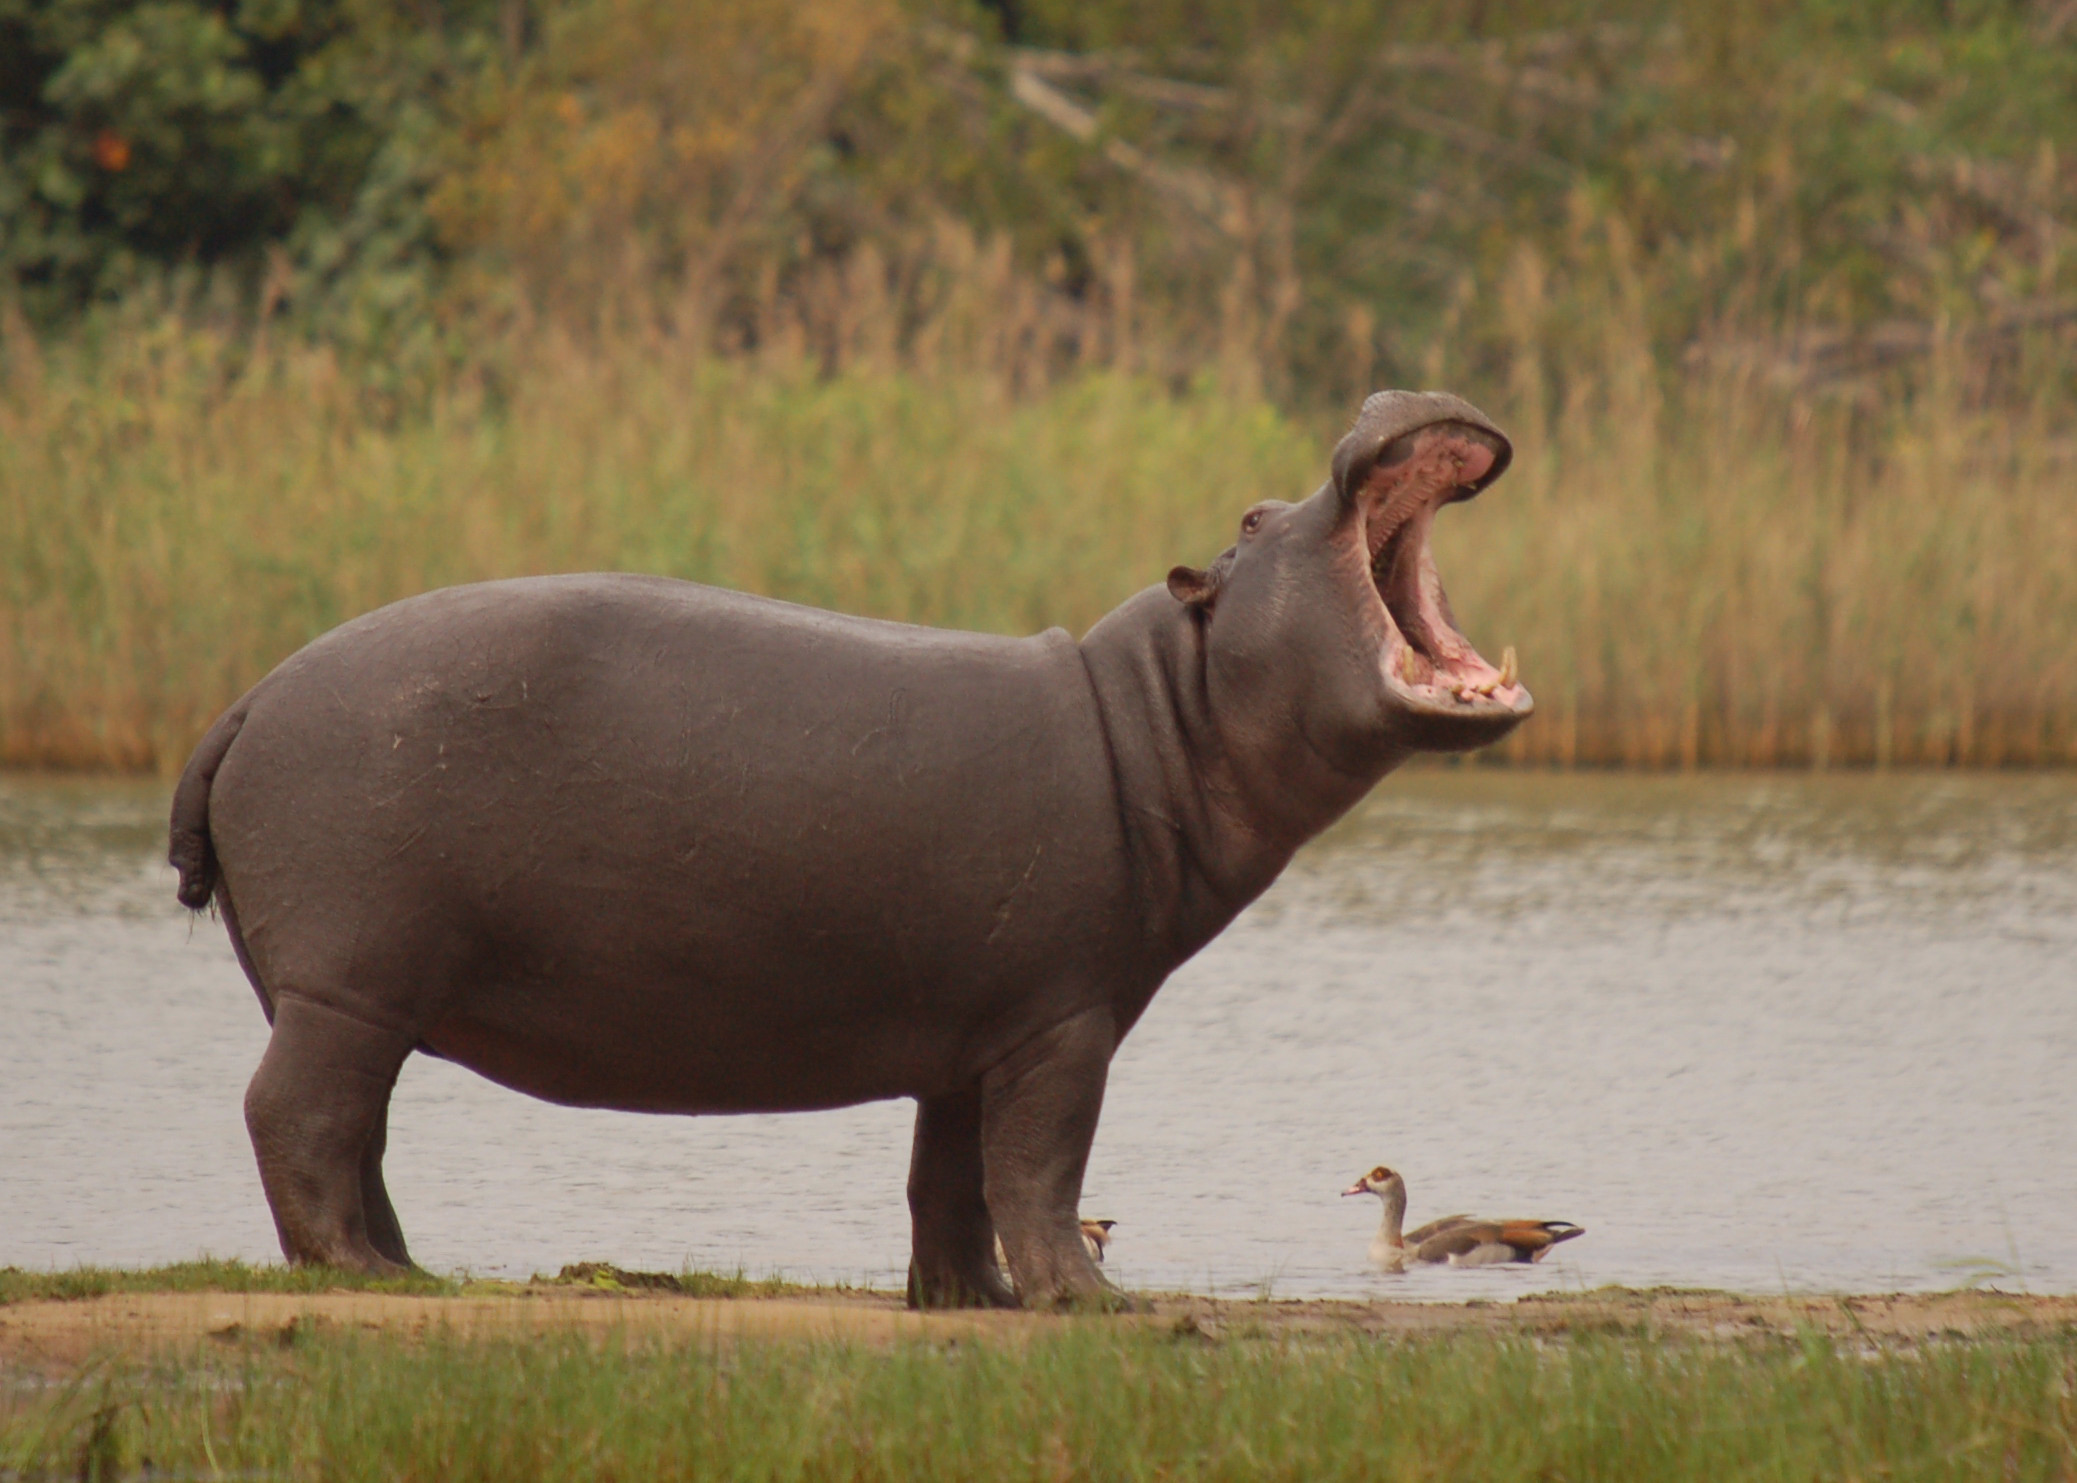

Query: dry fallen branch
1003 65 1246 235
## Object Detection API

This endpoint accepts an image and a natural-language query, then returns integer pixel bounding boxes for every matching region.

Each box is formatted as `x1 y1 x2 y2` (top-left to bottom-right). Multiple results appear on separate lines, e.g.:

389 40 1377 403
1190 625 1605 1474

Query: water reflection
3 768 2072 1297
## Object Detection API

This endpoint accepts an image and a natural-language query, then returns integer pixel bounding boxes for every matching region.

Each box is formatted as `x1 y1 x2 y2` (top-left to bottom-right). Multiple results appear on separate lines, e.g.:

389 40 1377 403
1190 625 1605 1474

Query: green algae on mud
5 1310 2075 1481
0 1260 459 1306
0 1260 843 1308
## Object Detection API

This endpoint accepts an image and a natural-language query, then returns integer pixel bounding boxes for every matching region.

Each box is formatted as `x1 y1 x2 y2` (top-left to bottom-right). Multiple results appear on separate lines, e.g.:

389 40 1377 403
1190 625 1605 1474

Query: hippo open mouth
1359 423 1531 727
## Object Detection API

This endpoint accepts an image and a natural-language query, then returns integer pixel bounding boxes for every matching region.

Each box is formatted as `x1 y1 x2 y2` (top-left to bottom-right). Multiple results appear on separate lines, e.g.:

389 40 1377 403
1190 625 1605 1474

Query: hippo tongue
1361 425 1519 705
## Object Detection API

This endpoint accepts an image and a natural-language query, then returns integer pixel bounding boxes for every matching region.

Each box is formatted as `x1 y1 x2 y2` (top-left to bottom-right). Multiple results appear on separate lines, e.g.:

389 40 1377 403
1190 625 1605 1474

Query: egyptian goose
1079 1218 1117 1264
1342 1166 1583 1271
994 1218 1118 1270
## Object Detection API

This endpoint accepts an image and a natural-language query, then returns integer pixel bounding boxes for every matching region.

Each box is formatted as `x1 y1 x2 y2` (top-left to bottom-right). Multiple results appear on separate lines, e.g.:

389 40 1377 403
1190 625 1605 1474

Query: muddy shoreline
5 1286 2071 1370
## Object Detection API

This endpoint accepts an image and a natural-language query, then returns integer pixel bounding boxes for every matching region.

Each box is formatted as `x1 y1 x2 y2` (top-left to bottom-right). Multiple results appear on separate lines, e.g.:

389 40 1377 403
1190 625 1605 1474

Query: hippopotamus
168 389 1530 1308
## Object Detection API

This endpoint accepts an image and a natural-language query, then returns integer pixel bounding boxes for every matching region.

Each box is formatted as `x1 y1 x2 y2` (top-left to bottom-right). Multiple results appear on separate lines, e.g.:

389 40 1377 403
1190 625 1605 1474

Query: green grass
7 1324 2075 1481
0 1261 461 1307
0 1261 841 1307
545 1262 847 1300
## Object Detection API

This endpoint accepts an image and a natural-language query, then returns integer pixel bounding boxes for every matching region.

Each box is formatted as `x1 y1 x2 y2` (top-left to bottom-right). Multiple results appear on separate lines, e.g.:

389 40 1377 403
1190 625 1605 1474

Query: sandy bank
4 1287 2071 1369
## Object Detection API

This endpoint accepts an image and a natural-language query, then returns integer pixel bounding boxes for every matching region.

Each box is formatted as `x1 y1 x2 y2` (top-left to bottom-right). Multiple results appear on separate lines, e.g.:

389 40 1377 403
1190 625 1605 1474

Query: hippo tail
169 698 251 911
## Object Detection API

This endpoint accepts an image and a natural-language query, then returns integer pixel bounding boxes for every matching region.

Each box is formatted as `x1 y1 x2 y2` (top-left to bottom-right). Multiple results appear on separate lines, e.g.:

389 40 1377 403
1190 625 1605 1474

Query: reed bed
3 311 2072 774
8 1323 2076 1480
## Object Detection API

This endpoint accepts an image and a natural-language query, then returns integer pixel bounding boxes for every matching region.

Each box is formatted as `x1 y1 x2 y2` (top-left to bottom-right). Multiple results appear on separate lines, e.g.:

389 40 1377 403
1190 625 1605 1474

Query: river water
3 769 2072 1299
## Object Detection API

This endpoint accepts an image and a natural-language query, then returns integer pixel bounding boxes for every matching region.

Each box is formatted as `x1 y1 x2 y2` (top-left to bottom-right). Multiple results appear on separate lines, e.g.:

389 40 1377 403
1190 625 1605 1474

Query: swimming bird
1341 1166 1583 1271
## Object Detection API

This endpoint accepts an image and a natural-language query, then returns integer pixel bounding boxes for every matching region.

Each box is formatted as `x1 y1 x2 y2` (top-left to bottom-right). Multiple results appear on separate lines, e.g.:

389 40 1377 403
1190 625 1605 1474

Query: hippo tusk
1499 646 1517 688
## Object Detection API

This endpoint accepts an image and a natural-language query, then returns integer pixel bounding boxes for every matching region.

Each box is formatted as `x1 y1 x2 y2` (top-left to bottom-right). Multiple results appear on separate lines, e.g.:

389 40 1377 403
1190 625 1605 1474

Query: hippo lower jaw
1364 423 1534 751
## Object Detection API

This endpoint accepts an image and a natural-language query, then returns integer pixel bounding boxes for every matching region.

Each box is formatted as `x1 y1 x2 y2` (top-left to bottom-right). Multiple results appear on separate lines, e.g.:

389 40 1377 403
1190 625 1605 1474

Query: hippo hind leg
907 1085 1017 1310
357 1102 412 1268
982 1006 1126 1311
244 995 416 1274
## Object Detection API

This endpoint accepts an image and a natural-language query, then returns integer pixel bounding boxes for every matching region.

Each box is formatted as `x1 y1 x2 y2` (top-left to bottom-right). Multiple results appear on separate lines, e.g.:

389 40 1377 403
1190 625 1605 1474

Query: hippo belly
204 574 1133 1115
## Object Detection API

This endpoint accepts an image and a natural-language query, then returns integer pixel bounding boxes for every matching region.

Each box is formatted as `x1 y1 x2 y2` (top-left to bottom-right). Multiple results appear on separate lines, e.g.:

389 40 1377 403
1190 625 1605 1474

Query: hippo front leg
982 1006 1122 1310
906 1085 1017 1310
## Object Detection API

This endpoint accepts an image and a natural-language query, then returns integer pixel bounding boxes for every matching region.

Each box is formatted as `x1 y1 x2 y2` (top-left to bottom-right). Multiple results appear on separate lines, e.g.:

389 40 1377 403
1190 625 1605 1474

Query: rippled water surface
4 769 2073 1298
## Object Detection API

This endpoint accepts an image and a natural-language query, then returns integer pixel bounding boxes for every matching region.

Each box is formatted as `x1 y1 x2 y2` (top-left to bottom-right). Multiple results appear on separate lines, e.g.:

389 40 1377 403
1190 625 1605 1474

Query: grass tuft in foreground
6 1325 2076 1480
0 1260 460 1307
545 1263 846 1300
0 1261 844 1307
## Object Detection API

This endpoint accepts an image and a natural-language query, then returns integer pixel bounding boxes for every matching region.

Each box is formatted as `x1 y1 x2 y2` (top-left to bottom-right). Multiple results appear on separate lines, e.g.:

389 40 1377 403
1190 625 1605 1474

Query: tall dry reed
2 296 2071 774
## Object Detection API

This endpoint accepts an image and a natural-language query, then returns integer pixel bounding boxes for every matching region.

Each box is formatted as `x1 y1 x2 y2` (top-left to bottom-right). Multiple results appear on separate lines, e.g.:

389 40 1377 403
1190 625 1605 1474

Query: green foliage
6 0 2071 400
0 0 495 334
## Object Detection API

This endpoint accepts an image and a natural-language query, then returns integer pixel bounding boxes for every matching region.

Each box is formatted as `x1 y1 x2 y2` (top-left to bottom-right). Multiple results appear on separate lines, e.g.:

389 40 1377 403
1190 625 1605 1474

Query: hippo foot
999 1242 1129 1313
1029 1281 1139 1315
995 1213 1126 1312
295 1250 416 1278
906 1259 1019 1311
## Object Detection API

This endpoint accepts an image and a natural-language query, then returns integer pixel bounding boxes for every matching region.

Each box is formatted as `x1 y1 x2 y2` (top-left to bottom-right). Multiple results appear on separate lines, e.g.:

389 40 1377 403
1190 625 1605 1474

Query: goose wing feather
1508 1220 1585 1260
1414 1219 1586 1264
1403 1214 1477 1246
1412 1222 1507 1263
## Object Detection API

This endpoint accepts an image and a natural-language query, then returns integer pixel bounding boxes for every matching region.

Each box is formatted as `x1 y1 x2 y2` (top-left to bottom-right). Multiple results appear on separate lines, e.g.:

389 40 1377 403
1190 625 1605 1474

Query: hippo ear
1167 565 1220 609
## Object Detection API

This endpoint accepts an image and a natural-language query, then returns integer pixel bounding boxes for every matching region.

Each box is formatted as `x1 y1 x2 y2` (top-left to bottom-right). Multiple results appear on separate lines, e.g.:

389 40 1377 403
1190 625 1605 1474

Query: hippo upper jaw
1353 417 1533 754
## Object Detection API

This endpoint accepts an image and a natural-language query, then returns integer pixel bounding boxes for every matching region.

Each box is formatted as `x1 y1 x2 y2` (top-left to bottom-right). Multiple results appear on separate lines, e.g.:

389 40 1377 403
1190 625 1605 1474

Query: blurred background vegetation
3 0 2073 771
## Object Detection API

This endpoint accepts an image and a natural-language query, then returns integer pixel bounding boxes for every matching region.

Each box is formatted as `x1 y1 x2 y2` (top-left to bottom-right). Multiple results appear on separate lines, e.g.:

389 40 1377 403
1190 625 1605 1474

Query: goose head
1341 1165 1406 1201
1343 1163 1412 1269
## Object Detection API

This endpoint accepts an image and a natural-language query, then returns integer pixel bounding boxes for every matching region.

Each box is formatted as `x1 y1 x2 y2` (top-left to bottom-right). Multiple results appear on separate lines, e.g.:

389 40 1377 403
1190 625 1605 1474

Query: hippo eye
1241 510 1264 535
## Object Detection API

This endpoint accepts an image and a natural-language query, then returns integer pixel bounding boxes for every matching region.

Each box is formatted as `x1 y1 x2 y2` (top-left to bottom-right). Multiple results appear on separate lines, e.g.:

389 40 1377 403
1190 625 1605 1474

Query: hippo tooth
1399 647 1421 686
1499 646 1518 688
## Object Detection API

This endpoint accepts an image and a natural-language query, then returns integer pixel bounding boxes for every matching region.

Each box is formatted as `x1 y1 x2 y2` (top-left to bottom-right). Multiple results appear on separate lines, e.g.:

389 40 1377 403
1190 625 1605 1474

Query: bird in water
1342 1165 1583 1272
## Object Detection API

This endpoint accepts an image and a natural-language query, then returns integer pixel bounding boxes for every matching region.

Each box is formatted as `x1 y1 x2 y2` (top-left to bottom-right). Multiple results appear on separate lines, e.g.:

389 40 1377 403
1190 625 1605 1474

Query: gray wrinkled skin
168 390 1531 1309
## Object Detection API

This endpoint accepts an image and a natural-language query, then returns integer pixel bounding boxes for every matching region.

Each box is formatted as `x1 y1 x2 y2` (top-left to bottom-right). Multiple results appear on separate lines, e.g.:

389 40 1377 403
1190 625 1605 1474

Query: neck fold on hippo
1077 587 1397 1006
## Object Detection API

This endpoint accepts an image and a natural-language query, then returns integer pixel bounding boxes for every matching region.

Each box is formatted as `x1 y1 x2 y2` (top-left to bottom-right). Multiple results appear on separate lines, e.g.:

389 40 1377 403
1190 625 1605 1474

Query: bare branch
1004 65 1246 236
